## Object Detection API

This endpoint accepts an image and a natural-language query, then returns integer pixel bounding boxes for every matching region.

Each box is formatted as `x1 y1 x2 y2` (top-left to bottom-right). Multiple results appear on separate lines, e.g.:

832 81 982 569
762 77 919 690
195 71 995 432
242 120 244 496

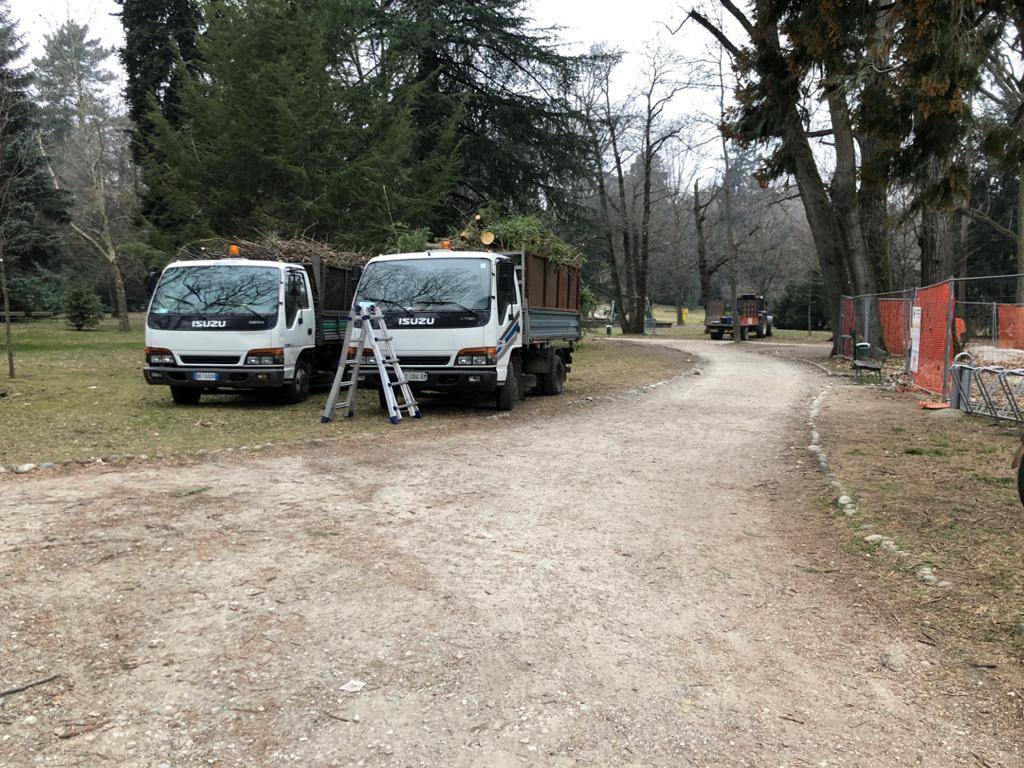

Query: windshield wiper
416 300 482 314
359 297 414 316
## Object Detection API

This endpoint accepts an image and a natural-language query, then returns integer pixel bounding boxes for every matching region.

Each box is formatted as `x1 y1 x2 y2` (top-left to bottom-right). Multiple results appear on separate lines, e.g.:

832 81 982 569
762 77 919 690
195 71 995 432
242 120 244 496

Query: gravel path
1 340 1018 766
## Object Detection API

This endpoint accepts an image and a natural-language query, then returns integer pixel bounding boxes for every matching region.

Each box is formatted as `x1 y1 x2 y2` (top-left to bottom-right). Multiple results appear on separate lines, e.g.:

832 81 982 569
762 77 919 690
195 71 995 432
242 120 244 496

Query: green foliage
579 283 598 318
141 0 456 253
387 0 589 221
0 5 70 266
63 283 104 330
389 224 432 253
7 267 72 314
451 205 585 266
32 20 115 142
772 280 830 331
115 0 201 162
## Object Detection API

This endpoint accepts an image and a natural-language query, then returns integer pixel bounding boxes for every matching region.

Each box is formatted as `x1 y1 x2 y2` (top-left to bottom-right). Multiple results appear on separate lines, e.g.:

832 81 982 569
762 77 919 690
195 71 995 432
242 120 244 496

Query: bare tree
588 46 686 333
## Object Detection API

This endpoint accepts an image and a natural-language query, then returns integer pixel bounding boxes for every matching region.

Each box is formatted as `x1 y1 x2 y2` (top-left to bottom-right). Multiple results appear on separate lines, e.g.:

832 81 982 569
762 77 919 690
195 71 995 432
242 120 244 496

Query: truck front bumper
144 366 286 389
359 368 498 393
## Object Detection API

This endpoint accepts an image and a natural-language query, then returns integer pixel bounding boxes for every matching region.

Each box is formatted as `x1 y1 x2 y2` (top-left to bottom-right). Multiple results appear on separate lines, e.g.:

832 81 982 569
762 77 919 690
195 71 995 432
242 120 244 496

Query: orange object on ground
919 401 950 410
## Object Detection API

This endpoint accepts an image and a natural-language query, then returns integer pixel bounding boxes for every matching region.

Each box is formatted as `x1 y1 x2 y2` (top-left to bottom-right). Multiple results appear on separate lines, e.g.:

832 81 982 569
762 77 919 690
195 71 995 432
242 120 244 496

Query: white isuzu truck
349 247 582 410
143 247 357 404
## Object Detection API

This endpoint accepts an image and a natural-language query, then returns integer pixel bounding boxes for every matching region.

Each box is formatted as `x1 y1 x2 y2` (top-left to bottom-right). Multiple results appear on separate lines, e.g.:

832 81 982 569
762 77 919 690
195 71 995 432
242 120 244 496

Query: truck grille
179 355 241 365
398 355 450 366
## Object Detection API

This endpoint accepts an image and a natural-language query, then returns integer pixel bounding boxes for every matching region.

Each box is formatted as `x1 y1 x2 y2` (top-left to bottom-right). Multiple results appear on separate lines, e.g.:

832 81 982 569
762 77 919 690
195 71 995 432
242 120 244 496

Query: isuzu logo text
191 320 227 328
397 317 435 326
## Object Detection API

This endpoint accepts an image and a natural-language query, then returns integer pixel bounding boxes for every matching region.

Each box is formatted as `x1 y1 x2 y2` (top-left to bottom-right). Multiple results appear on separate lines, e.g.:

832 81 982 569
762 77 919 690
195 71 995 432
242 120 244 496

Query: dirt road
2 340 1019 766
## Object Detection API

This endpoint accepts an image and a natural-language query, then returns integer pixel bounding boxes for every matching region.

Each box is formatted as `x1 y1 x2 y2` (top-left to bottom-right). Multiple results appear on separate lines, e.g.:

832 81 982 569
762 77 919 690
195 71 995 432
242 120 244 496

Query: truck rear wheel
540 355 566 396
281 360 311 404
170 386 201 405
710 331 723 340
756 320 766 338
496 354 521 411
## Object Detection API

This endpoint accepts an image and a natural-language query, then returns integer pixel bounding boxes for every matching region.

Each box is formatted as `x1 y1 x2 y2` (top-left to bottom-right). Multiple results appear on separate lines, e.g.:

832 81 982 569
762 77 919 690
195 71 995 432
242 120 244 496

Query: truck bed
526 308 581 341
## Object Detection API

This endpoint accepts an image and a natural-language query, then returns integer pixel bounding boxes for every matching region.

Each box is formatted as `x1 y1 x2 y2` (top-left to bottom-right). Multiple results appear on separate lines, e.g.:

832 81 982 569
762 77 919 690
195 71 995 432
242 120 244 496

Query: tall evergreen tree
387 0 588 219
32 21 114 142
142 0 457 251
116 0 201 162
0 2 69 268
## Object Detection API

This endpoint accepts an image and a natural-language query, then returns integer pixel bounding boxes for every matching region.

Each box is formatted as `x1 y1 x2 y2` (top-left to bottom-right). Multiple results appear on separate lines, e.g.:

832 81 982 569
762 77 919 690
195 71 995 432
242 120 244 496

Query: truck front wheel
170 386 201 405
496 354 522 411
540 355 566 396
281 360 311 404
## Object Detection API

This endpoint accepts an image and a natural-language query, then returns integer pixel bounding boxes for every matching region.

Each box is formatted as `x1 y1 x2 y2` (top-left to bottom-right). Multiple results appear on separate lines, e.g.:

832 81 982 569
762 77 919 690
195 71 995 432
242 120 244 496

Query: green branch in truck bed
176 236 367 269
448 211 585 267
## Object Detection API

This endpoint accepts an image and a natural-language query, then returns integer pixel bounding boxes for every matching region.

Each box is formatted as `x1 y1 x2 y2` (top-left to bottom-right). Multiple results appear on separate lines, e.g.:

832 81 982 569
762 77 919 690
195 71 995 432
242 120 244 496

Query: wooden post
807 280 812 337
0 253 14 379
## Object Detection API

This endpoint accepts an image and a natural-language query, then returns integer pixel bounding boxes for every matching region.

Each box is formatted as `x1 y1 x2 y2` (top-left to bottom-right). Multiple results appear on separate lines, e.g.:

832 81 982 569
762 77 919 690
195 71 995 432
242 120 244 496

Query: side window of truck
285 270 307 326
497 261 516 320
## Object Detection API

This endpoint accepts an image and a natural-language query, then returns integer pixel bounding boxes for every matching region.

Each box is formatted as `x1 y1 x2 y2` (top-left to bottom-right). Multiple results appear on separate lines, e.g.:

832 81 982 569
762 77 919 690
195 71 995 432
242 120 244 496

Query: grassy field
597 304 833 344
0 315 690 466
817 385 1024 660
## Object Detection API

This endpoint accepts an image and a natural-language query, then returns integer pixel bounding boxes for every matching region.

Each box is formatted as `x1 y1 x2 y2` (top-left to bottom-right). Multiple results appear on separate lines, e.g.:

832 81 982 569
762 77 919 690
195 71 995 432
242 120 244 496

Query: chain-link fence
841 274 1024 400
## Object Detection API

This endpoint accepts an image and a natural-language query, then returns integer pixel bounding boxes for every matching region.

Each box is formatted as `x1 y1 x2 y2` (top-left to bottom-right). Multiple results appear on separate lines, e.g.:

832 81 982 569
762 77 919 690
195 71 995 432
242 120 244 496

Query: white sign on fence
909 306 922 373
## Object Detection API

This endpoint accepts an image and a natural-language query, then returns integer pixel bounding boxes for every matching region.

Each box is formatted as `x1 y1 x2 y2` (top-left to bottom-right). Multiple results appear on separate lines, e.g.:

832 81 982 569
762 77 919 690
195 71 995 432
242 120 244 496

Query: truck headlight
145 347 175 365
245 348 284 366
456 347 496 366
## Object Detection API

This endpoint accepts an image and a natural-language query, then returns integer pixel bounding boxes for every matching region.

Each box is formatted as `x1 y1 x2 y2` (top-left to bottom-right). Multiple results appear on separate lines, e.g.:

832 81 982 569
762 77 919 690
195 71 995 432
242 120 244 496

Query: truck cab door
283 269 315 353
497 260 518 326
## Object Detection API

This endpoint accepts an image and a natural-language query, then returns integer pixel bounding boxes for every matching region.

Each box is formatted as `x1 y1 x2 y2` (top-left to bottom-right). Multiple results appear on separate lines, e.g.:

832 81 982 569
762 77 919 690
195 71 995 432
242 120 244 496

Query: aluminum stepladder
320 303 421 425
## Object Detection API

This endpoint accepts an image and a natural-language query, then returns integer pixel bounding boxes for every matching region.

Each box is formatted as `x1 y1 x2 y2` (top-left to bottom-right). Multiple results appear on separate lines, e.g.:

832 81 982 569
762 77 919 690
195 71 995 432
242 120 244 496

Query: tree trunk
694 182 713 306
721 137 740 342
593 153 628 329
676 299 683 324
920 209 956 286
738 4 853 353
0 248 14 379
110 260 130 332
827 89 876 300
1018 168 1024 302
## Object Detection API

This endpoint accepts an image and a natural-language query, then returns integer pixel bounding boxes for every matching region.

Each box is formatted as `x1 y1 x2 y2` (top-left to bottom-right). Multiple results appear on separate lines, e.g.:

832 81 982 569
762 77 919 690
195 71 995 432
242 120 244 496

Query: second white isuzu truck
349 247 581 410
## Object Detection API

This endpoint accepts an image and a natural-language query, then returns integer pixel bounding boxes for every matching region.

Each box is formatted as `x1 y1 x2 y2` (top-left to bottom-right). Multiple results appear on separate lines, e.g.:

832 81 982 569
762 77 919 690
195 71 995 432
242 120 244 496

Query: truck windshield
150 265 280 316
356 258 490 311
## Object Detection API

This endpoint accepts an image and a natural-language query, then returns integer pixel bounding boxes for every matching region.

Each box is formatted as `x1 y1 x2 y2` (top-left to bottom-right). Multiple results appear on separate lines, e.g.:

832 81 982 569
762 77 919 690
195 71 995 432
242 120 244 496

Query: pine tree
32 21 115 143
142 0 456 252
63 282 103 330
0 2 69 267
387 0 588 219
115 0 200 162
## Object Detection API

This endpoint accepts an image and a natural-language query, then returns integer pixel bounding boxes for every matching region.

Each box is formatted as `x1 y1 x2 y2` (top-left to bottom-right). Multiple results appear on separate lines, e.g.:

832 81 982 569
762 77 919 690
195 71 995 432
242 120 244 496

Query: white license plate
406 371 428 382
193 372 220 382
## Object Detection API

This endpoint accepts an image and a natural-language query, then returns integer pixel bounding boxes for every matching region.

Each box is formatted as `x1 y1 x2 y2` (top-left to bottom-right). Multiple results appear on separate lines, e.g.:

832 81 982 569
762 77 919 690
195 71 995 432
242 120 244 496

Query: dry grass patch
0 318 691 466
816 383 1024 663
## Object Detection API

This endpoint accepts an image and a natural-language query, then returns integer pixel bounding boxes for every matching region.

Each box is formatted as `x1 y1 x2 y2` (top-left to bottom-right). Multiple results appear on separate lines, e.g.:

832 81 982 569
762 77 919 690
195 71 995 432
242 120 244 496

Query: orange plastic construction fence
911 282 951 395
997 304 1024 349
879 298 907 355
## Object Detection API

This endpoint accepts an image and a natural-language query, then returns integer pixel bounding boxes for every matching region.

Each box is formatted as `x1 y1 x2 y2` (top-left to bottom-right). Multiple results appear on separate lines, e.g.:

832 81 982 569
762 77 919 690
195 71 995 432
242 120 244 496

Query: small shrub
64 284 104 330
